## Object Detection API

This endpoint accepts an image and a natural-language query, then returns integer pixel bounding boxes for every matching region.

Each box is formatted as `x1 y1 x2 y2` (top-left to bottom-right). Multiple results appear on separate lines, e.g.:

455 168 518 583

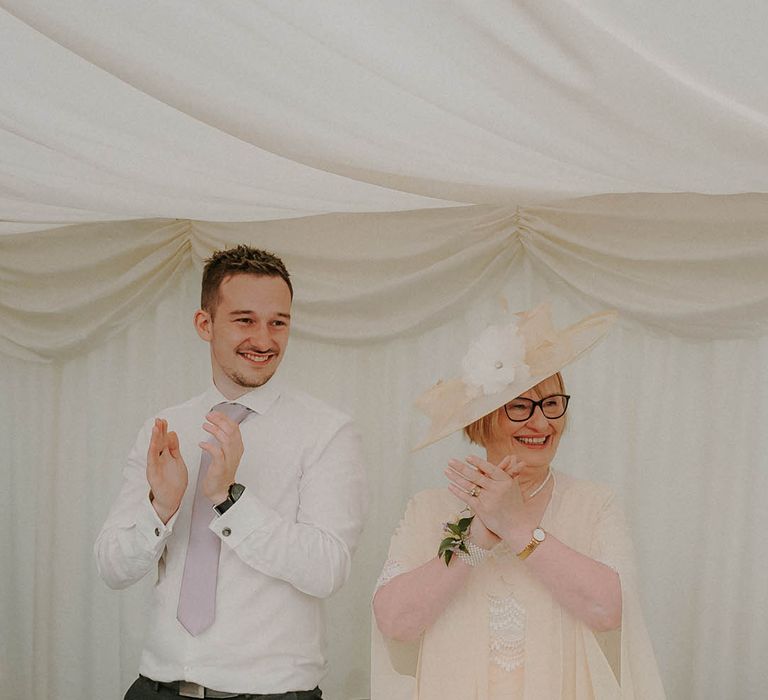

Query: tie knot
211 401 251 423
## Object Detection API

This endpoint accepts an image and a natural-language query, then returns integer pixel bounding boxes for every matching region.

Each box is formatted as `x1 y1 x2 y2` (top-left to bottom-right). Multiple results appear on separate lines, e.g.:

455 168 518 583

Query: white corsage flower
461 324 530 396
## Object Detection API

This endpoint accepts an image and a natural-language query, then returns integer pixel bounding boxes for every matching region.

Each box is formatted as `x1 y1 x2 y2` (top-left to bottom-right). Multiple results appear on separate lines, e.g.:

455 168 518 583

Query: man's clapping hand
147 418 189 524
200 410 245 505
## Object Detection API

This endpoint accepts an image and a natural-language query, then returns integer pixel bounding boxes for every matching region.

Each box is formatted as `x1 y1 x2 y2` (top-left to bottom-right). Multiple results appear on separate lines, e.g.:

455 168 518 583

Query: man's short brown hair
201 245 293 315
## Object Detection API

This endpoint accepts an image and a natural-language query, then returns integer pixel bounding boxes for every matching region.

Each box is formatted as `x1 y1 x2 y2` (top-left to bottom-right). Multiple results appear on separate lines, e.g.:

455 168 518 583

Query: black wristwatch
213 483 246 516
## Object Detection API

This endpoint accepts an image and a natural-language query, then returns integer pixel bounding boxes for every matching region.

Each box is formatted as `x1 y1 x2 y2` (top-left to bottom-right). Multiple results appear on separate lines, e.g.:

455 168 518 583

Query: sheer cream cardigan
372 472 666 699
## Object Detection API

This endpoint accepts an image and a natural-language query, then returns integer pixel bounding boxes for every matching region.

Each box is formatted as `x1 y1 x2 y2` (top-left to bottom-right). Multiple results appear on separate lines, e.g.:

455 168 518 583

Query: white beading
375 559 406 590
488 593 526 672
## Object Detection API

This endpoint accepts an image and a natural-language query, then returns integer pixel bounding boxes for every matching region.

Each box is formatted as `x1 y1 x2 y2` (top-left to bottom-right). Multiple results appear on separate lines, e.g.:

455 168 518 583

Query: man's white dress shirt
95 379 367 694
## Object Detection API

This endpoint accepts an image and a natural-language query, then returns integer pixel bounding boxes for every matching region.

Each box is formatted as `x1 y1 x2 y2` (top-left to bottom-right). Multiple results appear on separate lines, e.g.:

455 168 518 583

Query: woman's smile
513 434 550 449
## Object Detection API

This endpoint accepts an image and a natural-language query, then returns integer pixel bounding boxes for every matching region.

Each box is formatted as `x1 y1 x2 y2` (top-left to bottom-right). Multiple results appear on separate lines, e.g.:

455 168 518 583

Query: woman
372 303 665 699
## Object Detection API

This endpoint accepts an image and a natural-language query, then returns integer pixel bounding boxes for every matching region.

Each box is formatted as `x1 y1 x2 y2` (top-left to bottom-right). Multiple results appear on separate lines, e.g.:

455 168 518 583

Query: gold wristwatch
516 527 546 560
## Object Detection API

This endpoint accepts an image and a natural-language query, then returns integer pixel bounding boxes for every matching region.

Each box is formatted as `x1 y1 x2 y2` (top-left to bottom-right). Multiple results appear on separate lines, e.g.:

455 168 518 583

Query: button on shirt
95 379 367 694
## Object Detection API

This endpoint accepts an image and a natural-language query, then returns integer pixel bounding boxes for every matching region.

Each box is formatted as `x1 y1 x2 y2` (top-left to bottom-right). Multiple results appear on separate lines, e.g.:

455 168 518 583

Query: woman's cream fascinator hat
414 302 617 449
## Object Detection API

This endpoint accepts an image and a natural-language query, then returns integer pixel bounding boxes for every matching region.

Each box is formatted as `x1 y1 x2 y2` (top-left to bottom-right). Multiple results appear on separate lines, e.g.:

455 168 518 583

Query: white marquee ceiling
2 1 768 235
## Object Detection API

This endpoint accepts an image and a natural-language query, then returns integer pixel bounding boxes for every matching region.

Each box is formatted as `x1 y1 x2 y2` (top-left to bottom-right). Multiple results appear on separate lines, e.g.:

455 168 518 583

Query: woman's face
487 375 567 469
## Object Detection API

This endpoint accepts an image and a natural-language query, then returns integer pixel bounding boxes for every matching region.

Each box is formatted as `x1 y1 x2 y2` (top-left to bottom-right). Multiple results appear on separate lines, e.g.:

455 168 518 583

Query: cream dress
372 472 666 700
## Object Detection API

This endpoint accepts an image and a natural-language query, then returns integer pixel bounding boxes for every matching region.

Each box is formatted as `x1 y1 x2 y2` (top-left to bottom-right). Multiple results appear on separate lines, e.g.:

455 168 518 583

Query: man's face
194 273 292 398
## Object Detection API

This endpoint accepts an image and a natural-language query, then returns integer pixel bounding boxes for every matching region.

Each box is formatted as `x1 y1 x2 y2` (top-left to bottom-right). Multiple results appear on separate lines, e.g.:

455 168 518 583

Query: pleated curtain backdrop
2 199 768 699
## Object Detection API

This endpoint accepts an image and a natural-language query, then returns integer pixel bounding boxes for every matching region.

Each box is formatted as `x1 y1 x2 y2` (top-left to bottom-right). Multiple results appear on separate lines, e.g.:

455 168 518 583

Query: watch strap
213 483 245 516
516 527 546 560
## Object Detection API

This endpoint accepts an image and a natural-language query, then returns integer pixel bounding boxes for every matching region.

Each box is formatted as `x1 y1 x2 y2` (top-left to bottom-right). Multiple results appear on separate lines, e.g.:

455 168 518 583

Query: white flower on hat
461 323 530 396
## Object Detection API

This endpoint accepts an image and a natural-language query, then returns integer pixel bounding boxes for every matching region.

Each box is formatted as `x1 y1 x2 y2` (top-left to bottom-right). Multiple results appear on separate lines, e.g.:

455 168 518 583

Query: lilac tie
177 401 251 636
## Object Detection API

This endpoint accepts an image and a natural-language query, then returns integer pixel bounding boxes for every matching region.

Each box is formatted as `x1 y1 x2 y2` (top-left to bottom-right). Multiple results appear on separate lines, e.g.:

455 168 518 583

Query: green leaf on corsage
437 514 475 566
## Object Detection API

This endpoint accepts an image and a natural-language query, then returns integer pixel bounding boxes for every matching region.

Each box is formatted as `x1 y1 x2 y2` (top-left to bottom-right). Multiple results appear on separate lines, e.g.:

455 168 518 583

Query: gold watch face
533 527 546 543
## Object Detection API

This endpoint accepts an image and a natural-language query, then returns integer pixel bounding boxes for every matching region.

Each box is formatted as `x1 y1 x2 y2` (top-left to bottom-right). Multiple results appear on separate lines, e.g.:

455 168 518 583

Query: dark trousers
124 676 323 700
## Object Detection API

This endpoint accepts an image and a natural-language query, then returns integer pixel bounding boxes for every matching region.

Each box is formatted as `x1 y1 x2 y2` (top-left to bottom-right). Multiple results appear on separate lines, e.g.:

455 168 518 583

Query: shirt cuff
208 488 278 548
138 494 177 546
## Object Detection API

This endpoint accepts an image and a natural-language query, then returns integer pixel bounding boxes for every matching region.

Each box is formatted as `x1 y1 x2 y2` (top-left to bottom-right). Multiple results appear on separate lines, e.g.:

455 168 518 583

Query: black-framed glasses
503 394 570 422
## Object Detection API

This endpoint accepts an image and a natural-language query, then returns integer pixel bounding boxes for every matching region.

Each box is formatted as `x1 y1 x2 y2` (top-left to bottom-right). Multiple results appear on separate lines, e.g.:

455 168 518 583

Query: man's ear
194 309 213 341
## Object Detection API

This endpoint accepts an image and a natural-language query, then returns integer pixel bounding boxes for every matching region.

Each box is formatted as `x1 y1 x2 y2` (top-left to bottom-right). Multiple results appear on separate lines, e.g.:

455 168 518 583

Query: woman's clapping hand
445 454 536 544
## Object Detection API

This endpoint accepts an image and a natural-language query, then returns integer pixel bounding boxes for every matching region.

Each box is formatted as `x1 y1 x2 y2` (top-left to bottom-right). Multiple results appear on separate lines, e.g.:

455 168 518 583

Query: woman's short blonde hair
463 372 567 448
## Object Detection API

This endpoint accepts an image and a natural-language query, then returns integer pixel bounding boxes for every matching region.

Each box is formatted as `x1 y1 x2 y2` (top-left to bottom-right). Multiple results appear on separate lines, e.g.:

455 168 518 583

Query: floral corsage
438 513 475 565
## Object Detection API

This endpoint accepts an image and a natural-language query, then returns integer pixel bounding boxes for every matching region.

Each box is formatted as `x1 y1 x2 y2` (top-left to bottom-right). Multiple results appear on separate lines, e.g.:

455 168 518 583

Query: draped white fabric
3 194 768 363
3 2 768 234
2 205 768 699
3 2 768 699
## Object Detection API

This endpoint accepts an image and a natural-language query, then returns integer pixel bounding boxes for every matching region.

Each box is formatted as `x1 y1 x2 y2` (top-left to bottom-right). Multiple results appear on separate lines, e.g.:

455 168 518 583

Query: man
96 245 367 699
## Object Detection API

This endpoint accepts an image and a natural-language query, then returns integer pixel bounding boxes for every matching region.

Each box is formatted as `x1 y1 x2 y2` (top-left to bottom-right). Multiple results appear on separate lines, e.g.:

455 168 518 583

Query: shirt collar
203 376 282 415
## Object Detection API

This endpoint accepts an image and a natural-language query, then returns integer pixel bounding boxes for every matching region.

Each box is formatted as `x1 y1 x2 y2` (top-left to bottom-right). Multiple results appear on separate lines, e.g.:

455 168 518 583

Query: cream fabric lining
4 194 768 362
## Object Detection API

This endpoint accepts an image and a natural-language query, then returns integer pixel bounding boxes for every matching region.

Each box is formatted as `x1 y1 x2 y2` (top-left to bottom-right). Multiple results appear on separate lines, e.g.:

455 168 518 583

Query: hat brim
413 310 617 450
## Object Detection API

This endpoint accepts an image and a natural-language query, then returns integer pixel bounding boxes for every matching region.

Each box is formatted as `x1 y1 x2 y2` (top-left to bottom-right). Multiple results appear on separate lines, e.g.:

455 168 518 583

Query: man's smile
238 350 277 365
